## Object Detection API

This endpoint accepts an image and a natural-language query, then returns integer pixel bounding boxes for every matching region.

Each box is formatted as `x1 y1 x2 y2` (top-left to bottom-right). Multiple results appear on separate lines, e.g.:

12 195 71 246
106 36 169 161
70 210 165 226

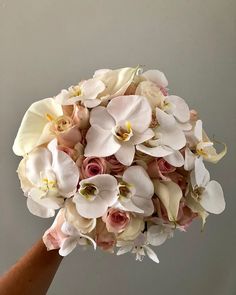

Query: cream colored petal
117 215 144 241
13 98 63 156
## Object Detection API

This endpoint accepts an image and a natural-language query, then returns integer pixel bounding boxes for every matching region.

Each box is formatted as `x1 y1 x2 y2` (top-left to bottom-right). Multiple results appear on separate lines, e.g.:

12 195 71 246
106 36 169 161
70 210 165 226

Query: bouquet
13 66 226 263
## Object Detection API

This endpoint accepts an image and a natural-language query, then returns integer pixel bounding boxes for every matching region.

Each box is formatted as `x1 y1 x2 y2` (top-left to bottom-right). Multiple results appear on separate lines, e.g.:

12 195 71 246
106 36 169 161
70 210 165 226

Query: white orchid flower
142 69 168 89
59 222 96 256
153 179 183 222
93 66 140 103
55 78 105 108
147 224 173 246
117 233 159 263
13 98 63 156
137 108 186 167
162 95 191 131
19 139 80 218
189 157 225 214
73 174 118 219
115 165 154 216
84 95 154 166
184 120 227 170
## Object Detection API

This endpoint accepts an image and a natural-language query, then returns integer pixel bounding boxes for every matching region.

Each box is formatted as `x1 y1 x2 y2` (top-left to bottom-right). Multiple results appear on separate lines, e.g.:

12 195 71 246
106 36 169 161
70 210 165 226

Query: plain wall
0 1 236 294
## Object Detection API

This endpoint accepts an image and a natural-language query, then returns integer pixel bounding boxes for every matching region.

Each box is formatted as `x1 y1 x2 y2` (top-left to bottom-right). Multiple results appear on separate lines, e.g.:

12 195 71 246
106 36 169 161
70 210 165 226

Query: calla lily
93 67 140 103
137 108 186 167
73 174 118 219
18 139 80 218
55 78 105 108
84 95 154 166
59 222 96 256
184 120 227 170
13 98 63 156
115 165 154 216
153 179 183 222
189 157 225 214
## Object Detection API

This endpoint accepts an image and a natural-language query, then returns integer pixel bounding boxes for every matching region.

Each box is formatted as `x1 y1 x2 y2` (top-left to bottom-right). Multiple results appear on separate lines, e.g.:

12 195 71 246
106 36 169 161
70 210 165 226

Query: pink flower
177 202 198 229
105 155 126 175
72 105 90 129
168 172 187 191
42 209 68 251
96 220 116 252
58 145 78 161
147 158 176 180
102 208 131 233
80 157 109 179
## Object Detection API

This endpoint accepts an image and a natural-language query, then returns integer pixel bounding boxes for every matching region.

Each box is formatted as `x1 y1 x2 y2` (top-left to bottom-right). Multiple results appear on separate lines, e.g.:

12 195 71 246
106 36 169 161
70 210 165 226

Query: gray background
0 0 236 294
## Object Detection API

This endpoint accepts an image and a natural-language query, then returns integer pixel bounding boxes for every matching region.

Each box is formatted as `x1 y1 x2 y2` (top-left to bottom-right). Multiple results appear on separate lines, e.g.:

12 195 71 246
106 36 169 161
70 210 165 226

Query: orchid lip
118 180 133 201
112 121 133 142
79 183 99 201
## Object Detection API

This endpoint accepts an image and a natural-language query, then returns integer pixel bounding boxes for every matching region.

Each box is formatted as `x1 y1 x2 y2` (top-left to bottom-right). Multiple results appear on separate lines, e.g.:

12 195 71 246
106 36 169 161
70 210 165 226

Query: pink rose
42 209 68 251
102 208 131 233
96 220 116 252
177 202 198 229
80 157 109 179
190 109 198 122
72 105 90 129
160 87 168 96
168 172 187 191
105 155 126 175
147 158 176 180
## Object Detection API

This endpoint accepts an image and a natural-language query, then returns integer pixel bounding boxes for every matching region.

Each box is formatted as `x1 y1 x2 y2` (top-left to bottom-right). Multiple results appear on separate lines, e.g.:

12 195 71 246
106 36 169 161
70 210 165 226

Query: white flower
117 215 144 241
115 165 154 216
184 120 227 170
117 233 159 263
93 66 140 103
147 224 173 246
13 98 63 156
18 139 80 218
189 157 225 214
137 108 186 167
84 95 154 166
55 78 105 108
73 174 118 218
153 179 183 222
59 222 96 256
142 69 168 89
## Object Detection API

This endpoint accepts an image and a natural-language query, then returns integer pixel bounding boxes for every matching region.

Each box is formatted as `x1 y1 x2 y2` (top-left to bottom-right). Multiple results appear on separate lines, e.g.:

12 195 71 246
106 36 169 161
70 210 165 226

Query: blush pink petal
57 126 82 148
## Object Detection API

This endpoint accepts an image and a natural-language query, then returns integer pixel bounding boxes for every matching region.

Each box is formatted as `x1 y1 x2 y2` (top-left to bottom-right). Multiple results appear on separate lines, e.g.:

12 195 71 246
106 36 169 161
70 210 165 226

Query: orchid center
39 178 57 193
192 185 205 201
112 121 133 142
118 181 133 202
162 100 171 111
69 85 83 98
79 182 99 201
196 141 213 157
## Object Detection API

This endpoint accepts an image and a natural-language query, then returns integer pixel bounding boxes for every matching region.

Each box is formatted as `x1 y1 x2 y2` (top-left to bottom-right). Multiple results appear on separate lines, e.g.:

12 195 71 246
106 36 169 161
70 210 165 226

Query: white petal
73 194 108 219
164 150 184 167
107 95 152 132
115 199 144 214
123 166 154 199
117 245 133 255
81 174 118 192
84 99 101 108
147 225 168 246
90 106 115 130
132 197 154 216
191 157 210 188
194 120 203 141
84 125 120 157
115 143 135 166
59 237 77 256
61 222 78 236
200 180 225 214
143 69 168 88
136 144 173 157
25 147 52 185
166 95 190 123
27 198 55 218
48 139 80 196
13 98 63 156
144 246 159 263
132 128 155 145
81 78 105 99
184 147 196 171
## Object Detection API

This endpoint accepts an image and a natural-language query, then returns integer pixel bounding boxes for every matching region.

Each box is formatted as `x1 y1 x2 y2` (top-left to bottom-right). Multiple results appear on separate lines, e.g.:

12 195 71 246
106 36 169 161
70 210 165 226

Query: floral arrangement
13 67 226 263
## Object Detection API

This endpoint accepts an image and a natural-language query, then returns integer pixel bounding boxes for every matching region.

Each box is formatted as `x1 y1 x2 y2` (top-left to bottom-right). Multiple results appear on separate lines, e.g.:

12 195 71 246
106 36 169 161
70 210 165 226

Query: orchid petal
90 106 115 130
115 143 135 166
200 180 225 214
147 225 168 246
107 95 152 132
143 70 168 88
136 144 173 157
144 246 159 263
164 150 184 167
166 95 190 123
27 198 55 218
184 147 196 171
59 237 77 256
84 125 120 157
132 128 155 145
